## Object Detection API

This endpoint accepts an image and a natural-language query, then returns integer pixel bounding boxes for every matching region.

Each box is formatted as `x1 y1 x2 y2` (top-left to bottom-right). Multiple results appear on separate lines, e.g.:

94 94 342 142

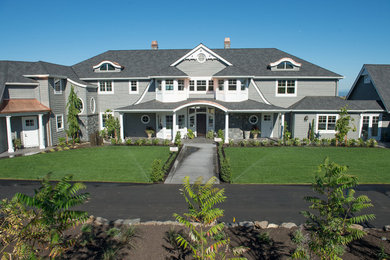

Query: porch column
280 113 285 139
224 112 229 143
119 113 124 143
6 116 14 153
172 112 177 142
38 114 45 149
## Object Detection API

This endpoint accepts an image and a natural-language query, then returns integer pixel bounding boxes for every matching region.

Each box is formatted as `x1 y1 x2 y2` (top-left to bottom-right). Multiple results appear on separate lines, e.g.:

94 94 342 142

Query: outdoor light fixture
304 115 309 121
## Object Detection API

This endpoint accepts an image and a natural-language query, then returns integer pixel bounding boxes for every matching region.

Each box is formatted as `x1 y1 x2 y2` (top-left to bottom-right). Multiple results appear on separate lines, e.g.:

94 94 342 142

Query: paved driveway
0 180 389 228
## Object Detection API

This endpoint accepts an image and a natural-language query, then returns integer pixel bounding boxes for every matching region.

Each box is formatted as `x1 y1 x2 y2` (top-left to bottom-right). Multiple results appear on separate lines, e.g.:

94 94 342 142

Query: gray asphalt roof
72 47 342 79
364 64 390 112
289 96 385 111
116 98 286 112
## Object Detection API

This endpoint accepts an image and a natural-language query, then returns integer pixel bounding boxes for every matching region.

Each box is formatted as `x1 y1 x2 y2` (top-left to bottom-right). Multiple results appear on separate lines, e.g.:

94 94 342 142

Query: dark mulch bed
60 223 390 260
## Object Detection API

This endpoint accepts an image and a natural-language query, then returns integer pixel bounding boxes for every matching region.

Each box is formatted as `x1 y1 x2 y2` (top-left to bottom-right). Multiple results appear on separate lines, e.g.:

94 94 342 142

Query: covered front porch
116 99 287 143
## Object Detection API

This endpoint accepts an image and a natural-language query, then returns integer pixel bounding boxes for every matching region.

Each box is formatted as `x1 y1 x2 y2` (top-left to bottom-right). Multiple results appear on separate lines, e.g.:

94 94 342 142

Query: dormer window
93 61 123 72
270 58 301 71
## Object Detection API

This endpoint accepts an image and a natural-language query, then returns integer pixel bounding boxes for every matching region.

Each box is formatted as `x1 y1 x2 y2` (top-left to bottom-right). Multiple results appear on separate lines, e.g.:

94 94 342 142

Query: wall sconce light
304 115 309 121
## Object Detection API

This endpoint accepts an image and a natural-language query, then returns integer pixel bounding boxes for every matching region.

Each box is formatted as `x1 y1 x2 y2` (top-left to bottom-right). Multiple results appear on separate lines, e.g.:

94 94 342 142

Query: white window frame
249 115 259 125
56 114 64 132
275 80 297 97
98 80 114 94
141 115 150 124
129 80 139 94
228 79 237 92
90 97 96 113
188 77 212 93
78 98 84 115
359 113 382 139
54 79 63 94
100 111 114 130
316 114 338 133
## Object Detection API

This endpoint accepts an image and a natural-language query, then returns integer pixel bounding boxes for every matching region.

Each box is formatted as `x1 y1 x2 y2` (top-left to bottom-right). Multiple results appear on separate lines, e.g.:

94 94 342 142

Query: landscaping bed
223 146 390 184
59 220 390 259
0 146 172 183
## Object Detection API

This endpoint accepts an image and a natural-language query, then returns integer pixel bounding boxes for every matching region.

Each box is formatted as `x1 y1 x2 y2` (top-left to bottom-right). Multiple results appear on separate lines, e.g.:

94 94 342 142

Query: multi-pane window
166 115 173 129
318 115 336 131
99 81 113 93
277 61 294 70
130 81 137 93
178 80 184 91
218 80 224 90
189 80 195 91
56 115 64 131
372 116 379 137
208 80 214 91
25 119 34 127
99 63 115 71
277 80 295 95
165 80 174 90
197 80 206 91
101 112 113 129
54 79 62 94
156 80 162 91
228 79 237 91
240 79 246 91
178 115 185 129
362 116 369 133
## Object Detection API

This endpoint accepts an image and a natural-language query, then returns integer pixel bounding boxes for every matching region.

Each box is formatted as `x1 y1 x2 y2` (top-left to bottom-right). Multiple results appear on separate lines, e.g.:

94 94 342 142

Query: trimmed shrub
150 159 164 182
368 138 378 147
206 130 214 139
330 138 337 146
293 138 301 146
134 139 143 146
152 139 160 145
125 139 132 145
217 129 224 141
312 138 321 146
220 157 232 183
302 138 310 146
187 129 195 139
163 139 171 146
358 138 366 147
174 132 182 146
321 138 329 146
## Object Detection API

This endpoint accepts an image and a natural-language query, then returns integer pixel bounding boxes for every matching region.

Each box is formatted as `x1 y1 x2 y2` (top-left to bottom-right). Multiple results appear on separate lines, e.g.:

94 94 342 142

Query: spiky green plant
292 158 375 260
335 106 356 145
14 174 89 257
174 177 246 259
66 85 82 144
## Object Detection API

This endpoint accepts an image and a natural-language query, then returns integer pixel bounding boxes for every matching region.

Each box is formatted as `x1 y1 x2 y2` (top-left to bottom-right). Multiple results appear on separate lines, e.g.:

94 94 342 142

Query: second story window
129 81 138 93
208 80 214 91
100 63 116 71
156 80 162 91
228 79 237 91
277 80 296 95
189 80 195 91
197 80 206 91
99 81 113 94
165 80 174 90
240 79 247 91
218 80 224 90
54 79 62 94
178 80 184 91
277 61 294 70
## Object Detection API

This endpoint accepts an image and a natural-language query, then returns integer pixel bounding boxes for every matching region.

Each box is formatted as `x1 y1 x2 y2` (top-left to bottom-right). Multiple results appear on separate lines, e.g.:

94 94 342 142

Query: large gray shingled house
0 39 388 153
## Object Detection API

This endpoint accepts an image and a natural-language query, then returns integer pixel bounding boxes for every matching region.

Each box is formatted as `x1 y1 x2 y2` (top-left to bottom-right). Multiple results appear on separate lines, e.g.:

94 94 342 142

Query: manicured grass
224 146 390 184
0 146 171 183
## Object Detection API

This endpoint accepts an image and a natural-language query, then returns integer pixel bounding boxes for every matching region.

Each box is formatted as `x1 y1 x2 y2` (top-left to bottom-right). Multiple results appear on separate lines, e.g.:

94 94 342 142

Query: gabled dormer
269 57 301 71
93 61 123 72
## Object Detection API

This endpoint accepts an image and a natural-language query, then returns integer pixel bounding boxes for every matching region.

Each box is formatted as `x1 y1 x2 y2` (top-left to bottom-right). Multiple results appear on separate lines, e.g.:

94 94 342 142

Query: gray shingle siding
248 80 267 104
4 85 37 99
349 76 381 101
49 78 67 145
176 60 225 76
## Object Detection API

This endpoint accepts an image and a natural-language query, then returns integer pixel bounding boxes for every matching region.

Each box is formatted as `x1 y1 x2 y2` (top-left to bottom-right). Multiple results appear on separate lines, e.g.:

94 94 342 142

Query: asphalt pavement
0 180 389 228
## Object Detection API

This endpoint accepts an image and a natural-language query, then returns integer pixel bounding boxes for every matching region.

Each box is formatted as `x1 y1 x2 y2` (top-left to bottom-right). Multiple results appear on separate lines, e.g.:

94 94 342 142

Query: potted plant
145 127 155 139
13 138 22 150
250 127 261 139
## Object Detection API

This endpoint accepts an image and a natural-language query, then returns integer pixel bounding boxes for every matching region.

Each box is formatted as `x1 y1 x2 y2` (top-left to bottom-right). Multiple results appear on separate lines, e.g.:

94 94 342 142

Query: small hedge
150 151 179 183
217 145 232 183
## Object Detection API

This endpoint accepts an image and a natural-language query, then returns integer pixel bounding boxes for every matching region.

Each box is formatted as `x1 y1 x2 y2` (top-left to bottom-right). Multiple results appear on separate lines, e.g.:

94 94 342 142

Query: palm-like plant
14 174 89 257
174 176 244 259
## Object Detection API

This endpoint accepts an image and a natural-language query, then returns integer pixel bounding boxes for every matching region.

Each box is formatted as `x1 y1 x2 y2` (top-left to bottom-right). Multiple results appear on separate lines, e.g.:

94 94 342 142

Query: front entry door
22 116 39 148
261 114 273 137
196 114 206 136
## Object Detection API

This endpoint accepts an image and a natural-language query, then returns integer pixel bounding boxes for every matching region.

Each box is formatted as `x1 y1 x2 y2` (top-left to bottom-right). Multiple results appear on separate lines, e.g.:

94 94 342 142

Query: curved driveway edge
0 180 389 228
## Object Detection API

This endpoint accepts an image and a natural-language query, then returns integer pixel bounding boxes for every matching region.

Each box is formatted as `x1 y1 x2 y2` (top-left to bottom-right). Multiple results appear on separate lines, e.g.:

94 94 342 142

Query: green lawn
0 146 171 183
224 146 390 184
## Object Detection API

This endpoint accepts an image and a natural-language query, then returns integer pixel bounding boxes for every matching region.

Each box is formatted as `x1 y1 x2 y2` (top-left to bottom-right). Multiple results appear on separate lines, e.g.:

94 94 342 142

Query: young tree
102 109 120 141
293 158 375 259
13 174 90 257
66 85 82 143
173 177 246 259
335 106 356 145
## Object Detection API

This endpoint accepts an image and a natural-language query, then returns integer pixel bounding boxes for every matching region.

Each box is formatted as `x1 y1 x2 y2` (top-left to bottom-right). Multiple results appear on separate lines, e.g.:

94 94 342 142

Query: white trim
90 97 96 114
67 78 89 88
174 101 228 113
275 79 297 97
5 82 39 86
56 114 64 132
92 60 123 70
23 74 50 78
129 80 139 94
98 80 114 94
249 115 258 125
250 79 270 105
119 113 124 142
291 109 384 113
254 76 344 79
54 79 63 94
141 114 150 124
6 116 14 153
360 113 381 140
170 43 233 66
316 114 338 133
80 77 150 80
135 80 152 105
38 114 45 149
78 98 84 115
269 57 302 67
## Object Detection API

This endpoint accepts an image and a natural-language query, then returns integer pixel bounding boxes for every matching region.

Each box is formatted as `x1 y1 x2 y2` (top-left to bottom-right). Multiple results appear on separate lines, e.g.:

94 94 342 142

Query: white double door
22 116 39 148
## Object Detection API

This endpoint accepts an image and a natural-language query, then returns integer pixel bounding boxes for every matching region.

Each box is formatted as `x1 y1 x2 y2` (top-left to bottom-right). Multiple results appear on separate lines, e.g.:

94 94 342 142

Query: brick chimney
224 37 230 49
151 40 158 50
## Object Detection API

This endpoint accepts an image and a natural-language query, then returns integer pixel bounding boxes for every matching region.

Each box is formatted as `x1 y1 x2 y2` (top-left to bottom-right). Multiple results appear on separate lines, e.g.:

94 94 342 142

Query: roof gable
170 44 232 67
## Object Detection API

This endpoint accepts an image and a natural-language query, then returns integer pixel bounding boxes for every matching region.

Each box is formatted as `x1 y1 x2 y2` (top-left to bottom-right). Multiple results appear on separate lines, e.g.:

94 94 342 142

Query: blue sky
0 0 389 95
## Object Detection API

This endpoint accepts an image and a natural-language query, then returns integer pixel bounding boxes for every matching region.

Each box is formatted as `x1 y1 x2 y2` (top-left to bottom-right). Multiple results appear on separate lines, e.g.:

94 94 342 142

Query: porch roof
0 99 51 114
115 99 286 113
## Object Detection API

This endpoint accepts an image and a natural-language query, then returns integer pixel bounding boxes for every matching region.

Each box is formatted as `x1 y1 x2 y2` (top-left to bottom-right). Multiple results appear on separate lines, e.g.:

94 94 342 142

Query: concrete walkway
165 143 219 184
